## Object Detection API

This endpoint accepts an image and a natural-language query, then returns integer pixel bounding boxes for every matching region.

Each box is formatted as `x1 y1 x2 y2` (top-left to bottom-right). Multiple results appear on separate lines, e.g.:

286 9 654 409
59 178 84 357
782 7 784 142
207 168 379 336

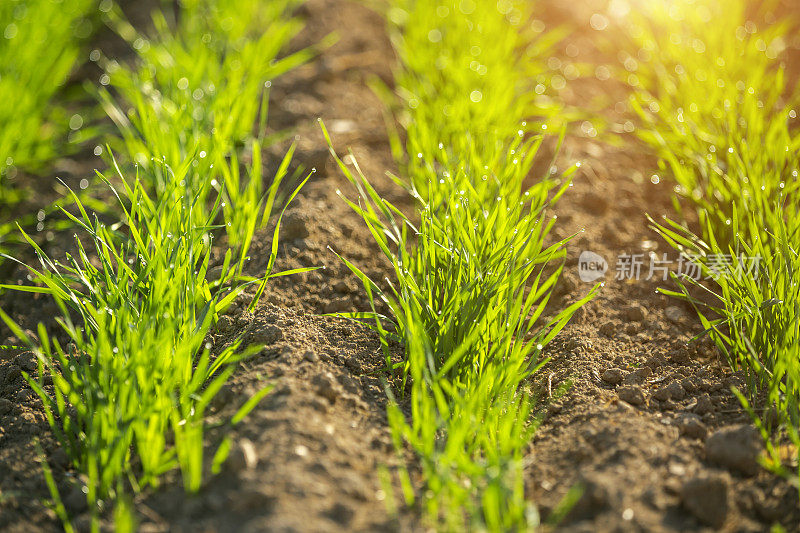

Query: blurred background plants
627 0 799 242
0 0 100 257
96 0 312 243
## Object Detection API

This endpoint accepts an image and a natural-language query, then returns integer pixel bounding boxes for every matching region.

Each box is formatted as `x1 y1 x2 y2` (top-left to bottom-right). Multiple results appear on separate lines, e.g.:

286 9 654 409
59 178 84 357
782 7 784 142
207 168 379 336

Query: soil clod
681 474 730 528
705 425 762 476
617 385 645 406
601 367 624 385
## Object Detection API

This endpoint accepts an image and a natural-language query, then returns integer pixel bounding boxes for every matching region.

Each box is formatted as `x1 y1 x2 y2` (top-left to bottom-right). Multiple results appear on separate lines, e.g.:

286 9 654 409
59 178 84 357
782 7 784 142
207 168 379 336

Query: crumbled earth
1 0 800 532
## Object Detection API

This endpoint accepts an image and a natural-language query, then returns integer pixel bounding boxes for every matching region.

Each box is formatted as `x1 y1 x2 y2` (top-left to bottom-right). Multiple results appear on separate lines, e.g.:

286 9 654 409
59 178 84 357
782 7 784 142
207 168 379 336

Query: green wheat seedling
324 1 593 528
0 0 96 183
0 152 310 527
626 0 799 242
388 0 564 204
327 121 591 530
627 0 800 490
96 0 312 242
651 202 800 489
0 0 98 255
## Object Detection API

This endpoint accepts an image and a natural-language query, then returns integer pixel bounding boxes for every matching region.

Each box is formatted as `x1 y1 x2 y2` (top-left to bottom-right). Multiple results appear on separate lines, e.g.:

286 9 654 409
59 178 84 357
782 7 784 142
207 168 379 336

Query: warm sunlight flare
0 0 798 531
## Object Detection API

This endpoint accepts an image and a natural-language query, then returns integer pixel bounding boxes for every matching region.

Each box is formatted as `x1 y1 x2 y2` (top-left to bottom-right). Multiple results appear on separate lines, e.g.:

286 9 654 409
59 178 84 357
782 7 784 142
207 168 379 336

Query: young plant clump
328 0 594 528
0 0 98 257
1 0 313 528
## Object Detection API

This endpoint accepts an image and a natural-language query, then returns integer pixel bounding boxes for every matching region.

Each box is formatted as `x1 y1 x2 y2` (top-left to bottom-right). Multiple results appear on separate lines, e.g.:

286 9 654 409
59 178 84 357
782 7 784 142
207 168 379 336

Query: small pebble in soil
323 296 350 314
0 397 12 416
227 438 259 472
249 324 283 345
312 372 340 403
667 462 686 476
294 444 310 457
617 385 645 406
14 352 37 372
303 350 320 363
599 321 617 337
706 425 762 476
681 474 730 528
281 210 311 240
623 366 652 385
664 305 686 324
601 367 624 385
624 303 647 322
676 414 708 439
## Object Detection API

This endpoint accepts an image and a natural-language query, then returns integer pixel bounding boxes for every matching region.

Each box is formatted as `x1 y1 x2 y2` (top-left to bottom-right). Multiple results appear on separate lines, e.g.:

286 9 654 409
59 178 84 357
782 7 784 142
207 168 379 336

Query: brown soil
1 0 799 532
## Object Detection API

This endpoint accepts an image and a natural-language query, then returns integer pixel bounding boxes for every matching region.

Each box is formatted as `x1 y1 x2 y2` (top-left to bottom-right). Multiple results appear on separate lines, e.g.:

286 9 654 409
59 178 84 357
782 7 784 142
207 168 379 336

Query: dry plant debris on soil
0 0 799 532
